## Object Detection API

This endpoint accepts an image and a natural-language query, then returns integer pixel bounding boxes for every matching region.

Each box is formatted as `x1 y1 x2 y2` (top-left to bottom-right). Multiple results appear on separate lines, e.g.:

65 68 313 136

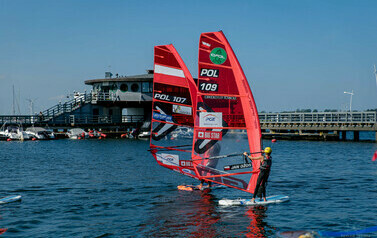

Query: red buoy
272 139 277 143
32 138 37 141
7 138 11 142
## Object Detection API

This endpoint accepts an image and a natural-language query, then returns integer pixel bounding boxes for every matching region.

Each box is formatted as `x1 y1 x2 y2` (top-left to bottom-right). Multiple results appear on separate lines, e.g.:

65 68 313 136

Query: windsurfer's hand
243 152 248 156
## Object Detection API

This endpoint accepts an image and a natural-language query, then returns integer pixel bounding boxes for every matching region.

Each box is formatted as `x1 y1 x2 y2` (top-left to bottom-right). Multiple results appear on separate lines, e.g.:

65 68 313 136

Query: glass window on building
102 86 110 93
111 83 118 91
120 83 128 92
142 82 150 93
131 83 139 92
149 82 153 92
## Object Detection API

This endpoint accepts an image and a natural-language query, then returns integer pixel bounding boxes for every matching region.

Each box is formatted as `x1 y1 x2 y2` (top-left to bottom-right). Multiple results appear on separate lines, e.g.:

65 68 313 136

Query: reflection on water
245 206 269 237
141 190 220 237
142 189 276 237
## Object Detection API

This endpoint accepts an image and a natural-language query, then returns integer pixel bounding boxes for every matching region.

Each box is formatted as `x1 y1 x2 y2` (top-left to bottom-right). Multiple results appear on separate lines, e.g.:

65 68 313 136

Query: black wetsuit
253 155 272 199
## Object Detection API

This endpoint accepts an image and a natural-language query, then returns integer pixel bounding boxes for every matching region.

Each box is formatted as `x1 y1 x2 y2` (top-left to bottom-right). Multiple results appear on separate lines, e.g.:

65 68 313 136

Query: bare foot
263 198 267 202
251 198 255 203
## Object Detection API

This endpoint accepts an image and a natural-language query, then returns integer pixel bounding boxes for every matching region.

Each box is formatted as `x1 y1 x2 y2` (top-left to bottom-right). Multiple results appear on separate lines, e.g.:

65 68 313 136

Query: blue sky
0 0 376 114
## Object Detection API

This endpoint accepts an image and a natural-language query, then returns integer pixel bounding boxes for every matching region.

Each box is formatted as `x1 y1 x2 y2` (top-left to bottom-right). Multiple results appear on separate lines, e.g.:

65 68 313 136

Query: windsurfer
243 147 272 202
198 143 221 190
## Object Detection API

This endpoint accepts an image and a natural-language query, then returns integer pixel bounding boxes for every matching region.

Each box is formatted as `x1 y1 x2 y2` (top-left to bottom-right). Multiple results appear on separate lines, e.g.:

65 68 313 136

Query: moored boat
66 128 89 139
26 127 55 140
0 123 31 140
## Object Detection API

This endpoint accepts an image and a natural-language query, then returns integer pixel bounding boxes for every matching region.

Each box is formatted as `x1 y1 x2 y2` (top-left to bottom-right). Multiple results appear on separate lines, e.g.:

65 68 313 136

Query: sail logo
173 104 192 115
157 153 179 166
200 68 219 78
210 47 227 65
199 112 222 128
179 160 193 168
181 168 196 177
202 41 211 47
197 130 222 140
153 113 173 122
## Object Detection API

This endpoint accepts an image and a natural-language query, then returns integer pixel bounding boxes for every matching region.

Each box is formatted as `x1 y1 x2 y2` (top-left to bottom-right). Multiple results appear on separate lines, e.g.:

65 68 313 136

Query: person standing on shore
243 147 272 202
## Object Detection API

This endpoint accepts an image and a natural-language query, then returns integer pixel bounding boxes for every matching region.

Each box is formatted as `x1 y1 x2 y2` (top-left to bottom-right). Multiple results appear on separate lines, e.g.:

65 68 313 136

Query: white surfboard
219 195 289 206
0 195 22 204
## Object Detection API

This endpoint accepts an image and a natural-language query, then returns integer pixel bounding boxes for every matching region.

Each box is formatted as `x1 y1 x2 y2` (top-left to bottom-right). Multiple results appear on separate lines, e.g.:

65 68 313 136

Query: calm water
0 137 377 237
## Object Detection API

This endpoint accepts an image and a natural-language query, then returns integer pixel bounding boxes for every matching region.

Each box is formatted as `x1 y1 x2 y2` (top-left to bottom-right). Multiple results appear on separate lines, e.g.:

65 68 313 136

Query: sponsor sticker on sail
181 168 196 176
199 112 222 128
197 130 222 140
210 47 227 65
173 104 192 115
157 153 179 166
153 113 173 122
179 160 194 168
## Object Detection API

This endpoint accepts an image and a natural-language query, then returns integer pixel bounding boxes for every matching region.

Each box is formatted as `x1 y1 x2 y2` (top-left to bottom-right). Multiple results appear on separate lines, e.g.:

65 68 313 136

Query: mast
12 85 15 115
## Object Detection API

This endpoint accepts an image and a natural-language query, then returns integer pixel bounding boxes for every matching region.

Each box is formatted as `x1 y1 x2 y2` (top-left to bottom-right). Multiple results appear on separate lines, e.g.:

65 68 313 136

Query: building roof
85 71 154 85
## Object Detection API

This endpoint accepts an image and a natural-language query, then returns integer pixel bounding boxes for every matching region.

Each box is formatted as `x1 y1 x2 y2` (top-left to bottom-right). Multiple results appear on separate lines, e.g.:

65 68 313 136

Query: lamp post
344 90 354 112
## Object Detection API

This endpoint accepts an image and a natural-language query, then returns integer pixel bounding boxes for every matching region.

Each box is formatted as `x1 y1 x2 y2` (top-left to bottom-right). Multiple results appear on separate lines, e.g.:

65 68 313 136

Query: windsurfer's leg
262 184 267 201
253 172 264 199
261 171 270 201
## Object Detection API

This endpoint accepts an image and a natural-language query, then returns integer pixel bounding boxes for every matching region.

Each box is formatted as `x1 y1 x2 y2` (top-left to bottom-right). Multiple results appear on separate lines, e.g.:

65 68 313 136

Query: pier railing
1 111 375 128
0 114 145 126
258 111 377 123
42 93 93 118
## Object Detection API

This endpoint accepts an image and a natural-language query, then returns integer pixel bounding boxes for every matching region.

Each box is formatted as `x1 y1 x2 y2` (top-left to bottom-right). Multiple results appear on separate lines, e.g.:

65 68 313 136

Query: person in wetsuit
243 147 272 202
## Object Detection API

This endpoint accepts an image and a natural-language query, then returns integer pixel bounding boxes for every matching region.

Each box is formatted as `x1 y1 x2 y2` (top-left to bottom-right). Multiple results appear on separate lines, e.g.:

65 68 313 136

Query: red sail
193 31 262 194
150 45 200 179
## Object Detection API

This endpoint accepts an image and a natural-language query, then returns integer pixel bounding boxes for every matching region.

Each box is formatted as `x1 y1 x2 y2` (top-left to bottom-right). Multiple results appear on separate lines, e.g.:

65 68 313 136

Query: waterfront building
84 70 153 124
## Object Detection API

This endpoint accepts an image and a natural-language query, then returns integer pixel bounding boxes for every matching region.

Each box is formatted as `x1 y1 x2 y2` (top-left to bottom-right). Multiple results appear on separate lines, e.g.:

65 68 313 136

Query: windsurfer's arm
243 152 263 160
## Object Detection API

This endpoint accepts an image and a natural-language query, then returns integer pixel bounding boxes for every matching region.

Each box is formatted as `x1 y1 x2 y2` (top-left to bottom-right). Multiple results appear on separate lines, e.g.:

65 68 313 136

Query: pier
0 110 376 141
259 111 377 141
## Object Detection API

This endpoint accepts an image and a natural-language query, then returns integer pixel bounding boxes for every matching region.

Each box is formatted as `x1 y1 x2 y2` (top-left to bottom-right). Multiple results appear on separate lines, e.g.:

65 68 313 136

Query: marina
0 71 376 142
1 1 377 237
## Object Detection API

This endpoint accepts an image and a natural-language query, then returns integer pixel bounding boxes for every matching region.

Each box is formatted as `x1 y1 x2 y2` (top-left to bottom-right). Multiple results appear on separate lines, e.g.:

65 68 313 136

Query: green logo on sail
210 47 227 65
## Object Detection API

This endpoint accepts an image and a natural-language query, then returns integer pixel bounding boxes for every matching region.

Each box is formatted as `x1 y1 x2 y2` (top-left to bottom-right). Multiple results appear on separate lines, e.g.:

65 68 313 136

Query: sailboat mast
12 85 15 115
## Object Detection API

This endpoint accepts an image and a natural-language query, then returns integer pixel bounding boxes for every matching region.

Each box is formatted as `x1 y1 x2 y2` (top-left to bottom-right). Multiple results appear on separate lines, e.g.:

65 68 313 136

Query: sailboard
150 32 286 201
191 31 263 194
0 195 22 204
278 225 377 238
177 184 226 191
150 44 200 179
219 195 289 206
